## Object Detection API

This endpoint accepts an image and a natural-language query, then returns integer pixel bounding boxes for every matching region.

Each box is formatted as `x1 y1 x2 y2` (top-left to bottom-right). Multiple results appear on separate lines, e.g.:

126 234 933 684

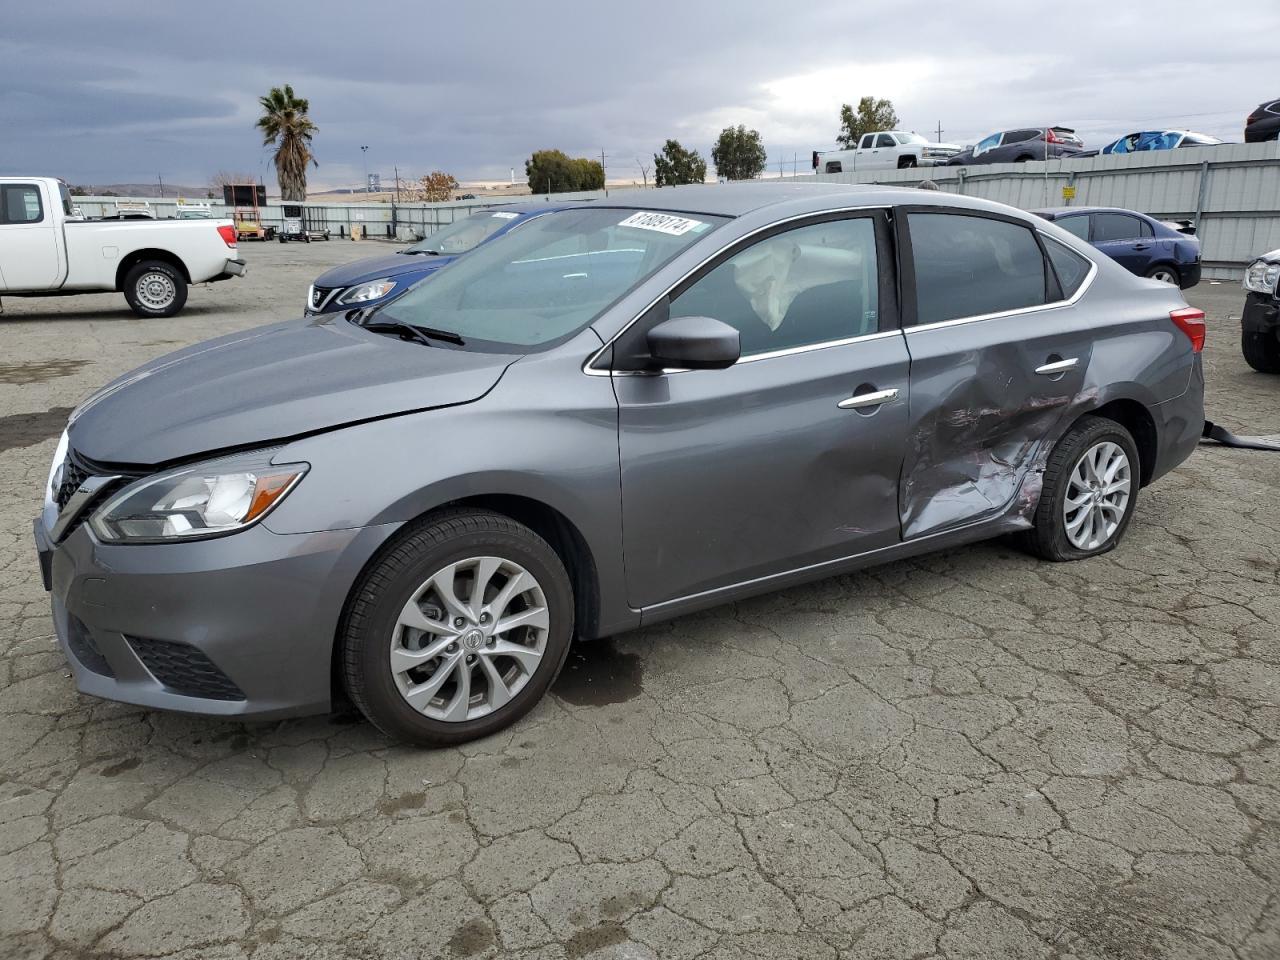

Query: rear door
1091 212 1153 274
896 209 1096 539
613 211 911 610
0 182 63 291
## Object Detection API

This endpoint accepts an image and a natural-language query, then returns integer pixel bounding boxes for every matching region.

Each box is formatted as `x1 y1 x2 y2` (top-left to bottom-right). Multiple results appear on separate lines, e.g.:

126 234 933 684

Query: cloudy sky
2 0 1276 192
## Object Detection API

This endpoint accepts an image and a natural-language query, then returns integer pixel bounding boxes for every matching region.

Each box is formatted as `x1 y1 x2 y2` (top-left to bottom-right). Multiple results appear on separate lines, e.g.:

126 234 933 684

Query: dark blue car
1033 207 1201 289
305 206 562 314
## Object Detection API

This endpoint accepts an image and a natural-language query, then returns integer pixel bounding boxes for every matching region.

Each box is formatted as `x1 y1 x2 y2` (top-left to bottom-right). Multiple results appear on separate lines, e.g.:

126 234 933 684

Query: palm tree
256 84 316 201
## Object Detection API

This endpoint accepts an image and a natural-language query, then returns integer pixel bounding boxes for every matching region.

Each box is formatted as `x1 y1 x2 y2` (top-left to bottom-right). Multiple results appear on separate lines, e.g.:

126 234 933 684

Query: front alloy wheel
341 509 573 746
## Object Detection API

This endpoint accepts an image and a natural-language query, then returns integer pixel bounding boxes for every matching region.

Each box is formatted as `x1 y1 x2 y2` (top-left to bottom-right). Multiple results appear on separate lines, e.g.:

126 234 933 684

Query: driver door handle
1035 357 1079 376
838 387 898 409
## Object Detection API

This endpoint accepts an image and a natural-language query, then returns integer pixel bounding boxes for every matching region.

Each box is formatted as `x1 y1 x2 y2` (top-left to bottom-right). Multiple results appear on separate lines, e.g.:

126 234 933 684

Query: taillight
217 224 237 247
1170 307 1206 353
1044 128 1060 143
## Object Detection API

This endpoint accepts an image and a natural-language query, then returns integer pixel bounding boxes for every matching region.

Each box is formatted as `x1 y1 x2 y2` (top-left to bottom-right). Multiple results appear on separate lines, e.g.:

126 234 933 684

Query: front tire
122 260 187 318
1020 416 1140 562
1242 330 1280 373
898 156 918 169
340 509 574 746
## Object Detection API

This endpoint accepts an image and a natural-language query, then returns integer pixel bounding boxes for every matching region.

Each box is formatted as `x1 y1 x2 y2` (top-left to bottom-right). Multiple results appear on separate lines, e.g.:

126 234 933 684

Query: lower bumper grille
67 616 114 677
127 636 246 701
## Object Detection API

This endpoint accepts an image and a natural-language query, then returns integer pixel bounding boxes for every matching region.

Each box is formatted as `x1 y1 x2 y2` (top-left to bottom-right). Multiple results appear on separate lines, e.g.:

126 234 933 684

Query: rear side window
860 134 875 149
1005 129 1041 143
1 184 44 224
1044 238 1092 298
907 213 1046 325
1093 213 1143 242
670 217 879 356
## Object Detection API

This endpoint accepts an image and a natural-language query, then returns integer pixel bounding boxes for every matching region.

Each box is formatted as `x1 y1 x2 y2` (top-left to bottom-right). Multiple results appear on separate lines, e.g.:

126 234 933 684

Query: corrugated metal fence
71 143 1279 279
800 141 1280 280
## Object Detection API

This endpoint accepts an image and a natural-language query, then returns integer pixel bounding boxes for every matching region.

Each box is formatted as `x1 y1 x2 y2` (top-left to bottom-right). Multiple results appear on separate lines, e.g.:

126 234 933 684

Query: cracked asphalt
1 241 1277 960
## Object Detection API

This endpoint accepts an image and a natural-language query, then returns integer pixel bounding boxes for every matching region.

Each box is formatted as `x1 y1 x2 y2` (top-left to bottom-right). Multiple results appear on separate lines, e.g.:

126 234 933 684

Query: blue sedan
305 206 564 314
1033 207 1201 289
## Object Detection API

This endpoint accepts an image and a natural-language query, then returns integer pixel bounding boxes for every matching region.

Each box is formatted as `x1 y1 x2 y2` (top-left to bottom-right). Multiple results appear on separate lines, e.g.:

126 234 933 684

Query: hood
1258 248 1280 264
313 250 458 288
68 315 517 466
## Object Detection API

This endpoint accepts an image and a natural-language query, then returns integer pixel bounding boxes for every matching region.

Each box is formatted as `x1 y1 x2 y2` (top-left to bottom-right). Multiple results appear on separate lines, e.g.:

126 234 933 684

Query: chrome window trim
905 231 1098 335
582 203 890 377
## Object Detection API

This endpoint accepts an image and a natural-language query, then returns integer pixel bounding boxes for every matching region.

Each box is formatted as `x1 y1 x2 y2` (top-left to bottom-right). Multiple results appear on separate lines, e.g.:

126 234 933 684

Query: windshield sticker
618 211 705 236
490 211 519 219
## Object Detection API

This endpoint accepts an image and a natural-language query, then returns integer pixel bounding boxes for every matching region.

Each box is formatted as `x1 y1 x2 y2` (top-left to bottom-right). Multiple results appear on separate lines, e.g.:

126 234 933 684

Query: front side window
1 184 44 224
405 211 522 256
974 133 1002 156
1056 215 1090 240
380 207 726 351
875 134 896 148
669 217 879 357
907 212 1047 325
1092 213 1142 242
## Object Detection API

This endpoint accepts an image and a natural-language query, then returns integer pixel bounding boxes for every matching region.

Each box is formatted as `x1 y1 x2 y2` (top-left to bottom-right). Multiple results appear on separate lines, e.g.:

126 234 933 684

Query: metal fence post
1193 160 1211 233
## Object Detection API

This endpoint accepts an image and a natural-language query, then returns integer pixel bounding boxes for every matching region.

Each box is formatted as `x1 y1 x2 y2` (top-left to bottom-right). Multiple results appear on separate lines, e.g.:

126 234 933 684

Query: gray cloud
1 0 1275 191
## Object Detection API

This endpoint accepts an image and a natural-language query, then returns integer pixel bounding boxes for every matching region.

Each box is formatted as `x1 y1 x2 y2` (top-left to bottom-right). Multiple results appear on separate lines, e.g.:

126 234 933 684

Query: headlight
1244 260 1280 296
336 279 397 305
47 429 69 504
89 451 307 543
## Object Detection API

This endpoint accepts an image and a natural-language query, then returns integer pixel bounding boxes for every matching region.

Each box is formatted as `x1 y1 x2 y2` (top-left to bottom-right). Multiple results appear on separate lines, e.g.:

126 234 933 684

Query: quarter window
1044 238 1092 298
0 184 44 224
670 217 879 356
907 213 1047 325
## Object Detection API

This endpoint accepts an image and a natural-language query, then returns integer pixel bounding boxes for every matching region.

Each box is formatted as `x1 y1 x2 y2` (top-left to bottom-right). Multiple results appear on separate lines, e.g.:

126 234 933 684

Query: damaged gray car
36 183 1205 746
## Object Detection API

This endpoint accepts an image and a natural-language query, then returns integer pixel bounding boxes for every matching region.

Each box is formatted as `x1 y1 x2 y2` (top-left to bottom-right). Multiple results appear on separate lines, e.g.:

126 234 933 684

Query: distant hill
73 182 216 199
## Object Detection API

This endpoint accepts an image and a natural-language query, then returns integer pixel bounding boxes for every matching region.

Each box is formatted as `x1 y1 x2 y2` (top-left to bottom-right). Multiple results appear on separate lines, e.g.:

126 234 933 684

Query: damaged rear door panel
896 209 1098 540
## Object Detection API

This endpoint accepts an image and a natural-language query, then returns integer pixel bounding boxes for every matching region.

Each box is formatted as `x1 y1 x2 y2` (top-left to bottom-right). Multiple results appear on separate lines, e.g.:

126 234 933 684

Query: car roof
1033 206 1155 218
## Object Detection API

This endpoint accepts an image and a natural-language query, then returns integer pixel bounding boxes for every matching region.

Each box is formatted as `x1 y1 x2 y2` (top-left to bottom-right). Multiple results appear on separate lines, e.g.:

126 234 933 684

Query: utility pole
361 145 369 193
157 172 164 198
935 122 944 144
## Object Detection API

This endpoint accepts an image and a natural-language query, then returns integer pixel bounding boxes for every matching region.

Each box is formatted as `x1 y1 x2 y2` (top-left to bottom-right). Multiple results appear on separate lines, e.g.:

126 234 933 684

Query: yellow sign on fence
1061 185 1077 201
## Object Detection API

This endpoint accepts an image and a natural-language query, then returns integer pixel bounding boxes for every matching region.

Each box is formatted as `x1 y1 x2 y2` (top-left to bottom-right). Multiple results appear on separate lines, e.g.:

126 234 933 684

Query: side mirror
646 315 740 370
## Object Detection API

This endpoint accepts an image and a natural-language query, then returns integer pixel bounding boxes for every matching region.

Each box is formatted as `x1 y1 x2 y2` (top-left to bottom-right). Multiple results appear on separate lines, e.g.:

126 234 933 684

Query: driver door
612 211 911 611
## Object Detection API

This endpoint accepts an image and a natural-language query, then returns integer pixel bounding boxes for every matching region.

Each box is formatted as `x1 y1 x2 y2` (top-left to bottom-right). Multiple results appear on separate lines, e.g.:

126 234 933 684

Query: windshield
405 211 521 255
380 207 728 351
895 132 928 145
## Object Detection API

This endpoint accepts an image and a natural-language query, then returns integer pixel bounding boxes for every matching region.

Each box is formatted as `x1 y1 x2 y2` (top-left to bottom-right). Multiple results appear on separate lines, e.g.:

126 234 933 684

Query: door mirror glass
646 315 740 370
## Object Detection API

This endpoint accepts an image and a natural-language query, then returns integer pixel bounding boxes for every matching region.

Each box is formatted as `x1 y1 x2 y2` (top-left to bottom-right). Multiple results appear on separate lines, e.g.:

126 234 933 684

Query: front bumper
919 156 957 167
1242 291 1280 336
35 517 399 719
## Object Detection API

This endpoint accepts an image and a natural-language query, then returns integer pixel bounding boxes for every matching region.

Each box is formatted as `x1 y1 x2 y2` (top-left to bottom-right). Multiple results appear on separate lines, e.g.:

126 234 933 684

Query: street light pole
361 145 369 193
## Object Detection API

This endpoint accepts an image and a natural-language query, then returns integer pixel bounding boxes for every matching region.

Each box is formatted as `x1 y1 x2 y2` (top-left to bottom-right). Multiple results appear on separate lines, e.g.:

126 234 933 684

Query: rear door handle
1035 357 1079 376
1134 243 1150 251
838 387 898 410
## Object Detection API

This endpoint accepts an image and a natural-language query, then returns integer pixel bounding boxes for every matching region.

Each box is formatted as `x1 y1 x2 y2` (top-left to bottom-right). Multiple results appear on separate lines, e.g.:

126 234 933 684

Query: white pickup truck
814 131 962 175
0 177 246 318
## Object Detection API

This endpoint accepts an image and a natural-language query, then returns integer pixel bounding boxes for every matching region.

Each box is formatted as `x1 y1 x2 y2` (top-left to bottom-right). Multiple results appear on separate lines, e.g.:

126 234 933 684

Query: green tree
255 84 317 201
836 96 899 148
653 139 707 187
711 126 767 181
525 150 603 193
68 185 87 196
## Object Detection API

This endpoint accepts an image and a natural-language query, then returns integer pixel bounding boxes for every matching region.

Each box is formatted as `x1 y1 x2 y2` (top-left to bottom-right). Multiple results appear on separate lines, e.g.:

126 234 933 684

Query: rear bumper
1148 356 1205 485
1179 261 1201 289
223 258 247 278
1242 292 1280 336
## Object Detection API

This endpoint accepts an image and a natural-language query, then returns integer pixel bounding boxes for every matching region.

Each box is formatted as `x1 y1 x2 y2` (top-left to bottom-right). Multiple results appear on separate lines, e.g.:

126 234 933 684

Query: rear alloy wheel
341 509 574 746
1145 264 1180 285
1020 415 1140 561
122 260 187 318
1242 331 1280 373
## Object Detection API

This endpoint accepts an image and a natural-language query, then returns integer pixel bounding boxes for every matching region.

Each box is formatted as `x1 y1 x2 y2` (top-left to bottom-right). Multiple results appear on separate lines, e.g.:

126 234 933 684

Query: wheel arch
1076 397 1158 487
115 248 192 290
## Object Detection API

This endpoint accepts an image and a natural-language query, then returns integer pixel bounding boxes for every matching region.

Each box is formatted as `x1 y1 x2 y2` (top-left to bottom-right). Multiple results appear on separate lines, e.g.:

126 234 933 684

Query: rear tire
340 509 574 747
1145 264 1180 285
1242 330 1280 373
122 260 187 318
1019 416 1140 562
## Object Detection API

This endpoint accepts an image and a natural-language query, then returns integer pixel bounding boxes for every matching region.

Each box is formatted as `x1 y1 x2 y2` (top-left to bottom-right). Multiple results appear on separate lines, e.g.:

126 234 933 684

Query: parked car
1032 207 1201 288
947 127 1085 165
1085 130 1223 156
306 206 557 314
35 183 1205 745
813 131 961 174
1245 98 1280 143
0 177 245 317
1242 249 1280 371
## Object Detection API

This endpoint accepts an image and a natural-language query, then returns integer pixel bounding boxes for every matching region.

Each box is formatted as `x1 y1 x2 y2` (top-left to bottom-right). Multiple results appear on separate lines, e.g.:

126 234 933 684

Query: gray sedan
35 183 1205 746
